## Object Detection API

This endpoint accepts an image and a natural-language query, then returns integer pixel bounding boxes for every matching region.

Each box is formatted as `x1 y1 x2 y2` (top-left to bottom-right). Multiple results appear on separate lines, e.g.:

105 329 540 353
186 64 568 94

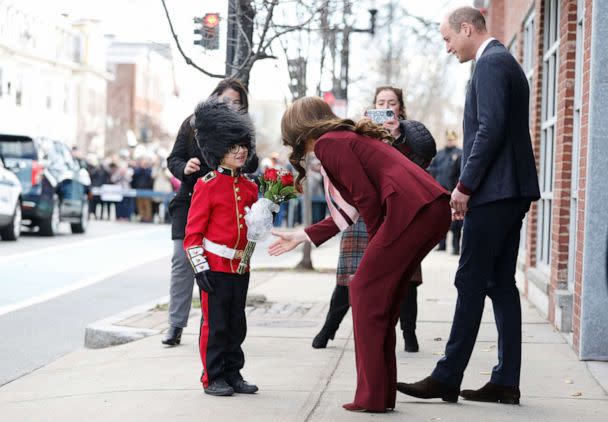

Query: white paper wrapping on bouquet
244 198 280 242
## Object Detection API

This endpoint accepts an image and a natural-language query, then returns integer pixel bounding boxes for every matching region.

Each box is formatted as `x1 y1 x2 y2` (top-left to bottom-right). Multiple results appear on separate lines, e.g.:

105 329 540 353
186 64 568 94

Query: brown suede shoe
396 376 459 403
460 382 520 404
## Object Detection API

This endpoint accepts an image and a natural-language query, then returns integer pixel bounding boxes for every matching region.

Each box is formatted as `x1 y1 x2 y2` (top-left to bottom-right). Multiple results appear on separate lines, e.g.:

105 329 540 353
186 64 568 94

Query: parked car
0 154 22 240
0 134 91 236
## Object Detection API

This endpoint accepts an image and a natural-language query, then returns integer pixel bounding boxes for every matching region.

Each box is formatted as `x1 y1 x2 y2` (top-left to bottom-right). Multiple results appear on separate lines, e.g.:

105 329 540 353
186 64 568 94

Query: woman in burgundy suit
269 97 451 412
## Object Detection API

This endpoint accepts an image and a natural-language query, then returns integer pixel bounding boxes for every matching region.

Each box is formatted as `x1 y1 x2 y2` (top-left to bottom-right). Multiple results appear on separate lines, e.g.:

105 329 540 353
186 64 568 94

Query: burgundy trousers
348 196 451 410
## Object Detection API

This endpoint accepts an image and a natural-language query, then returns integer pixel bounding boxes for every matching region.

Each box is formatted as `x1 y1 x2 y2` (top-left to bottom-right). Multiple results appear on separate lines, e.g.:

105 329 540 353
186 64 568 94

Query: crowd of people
84 151 177 223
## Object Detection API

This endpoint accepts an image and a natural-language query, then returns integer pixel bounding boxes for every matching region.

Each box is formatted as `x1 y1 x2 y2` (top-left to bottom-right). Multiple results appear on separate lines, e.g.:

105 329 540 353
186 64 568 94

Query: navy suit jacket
459 40 540 207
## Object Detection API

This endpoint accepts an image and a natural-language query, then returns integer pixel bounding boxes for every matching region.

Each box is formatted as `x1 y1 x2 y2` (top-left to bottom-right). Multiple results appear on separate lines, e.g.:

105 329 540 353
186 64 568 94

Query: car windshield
0 135 36 159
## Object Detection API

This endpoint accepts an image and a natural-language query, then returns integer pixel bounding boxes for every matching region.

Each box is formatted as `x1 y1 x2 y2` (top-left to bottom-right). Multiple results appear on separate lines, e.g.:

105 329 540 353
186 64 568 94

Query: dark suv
0 134 91 236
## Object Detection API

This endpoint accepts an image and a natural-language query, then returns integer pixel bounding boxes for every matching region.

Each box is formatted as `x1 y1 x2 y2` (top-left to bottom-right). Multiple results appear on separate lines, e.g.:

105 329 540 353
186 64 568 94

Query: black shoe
437 246 446 251
403 331 419 353
397 376 459 403
312 328 335 349
161 327 182 346
460 382 520 404
228 379 259 394
204 379 234 396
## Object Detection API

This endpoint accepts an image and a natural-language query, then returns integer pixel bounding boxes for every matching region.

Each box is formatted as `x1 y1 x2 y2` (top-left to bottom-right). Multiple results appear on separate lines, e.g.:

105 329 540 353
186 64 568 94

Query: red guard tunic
183 168 258 273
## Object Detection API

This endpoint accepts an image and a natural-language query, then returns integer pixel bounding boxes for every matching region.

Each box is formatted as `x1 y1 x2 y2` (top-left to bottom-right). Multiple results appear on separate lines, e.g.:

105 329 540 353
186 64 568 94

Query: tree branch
160 0 225 78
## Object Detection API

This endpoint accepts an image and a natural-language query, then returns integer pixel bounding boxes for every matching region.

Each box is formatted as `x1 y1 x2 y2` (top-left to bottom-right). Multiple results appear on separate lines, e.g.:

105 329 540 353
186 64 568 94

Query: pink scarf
320 166 359 231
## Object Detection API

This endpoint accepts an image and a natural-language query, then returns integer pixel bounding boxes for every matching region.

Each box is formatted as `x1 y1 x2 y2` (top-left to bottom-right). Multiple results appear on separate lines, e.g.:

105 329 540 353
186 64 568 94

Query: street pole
334 8 377 104
225 0 237 76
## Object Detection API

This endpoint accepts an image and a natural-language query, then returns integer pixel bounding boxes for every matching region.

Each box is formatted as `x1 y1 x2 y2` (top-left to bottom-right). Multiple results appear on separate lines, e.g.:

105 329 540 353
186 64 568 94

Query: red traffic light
203 13 219 28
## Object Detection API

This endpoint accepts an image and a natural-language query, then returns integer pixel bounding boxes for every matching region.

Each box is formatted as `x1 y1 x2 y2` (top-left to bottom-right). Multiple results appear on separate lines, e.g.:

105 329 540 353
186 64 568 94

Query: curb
84 296 169 349
84 293 270 349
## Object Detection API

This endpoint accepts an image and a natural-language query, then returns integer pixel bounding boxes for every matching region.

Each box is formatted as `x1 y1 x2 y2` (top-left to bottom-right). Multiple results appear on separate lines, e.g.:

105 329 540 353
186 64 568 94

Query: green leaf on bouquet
280 186 296 195
279 186 298 201
269 183 281 199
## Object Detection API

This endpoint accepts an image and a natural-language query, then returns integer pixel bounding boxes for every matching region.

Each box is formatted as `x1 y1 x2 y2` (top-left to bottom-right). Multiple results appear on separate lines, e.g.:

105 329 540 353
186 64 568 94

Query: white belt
203 238 244 260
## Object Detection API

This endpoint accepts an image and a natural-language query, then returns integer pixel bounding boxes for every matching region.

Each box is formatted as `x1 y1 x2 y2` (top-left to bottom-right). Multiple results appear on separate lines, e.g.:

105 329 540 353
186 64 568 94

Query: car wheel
0 202 22 241
39 195 60 236
70 199 89 234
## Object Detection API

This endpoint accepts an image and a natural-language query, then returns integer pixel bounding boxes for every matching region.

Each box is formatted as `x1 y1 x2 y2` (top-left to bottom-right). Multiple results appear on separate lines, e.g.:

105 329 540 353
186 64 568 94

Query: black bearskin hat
394 120 437 169
191 99 255 169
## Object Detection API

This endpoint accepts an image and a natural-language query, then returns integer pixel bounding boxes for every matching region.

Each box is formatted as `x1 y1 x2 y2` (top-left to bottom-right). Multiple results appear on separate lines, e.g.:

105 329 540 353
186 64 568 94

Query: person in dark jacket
87 158 111 220
162 78 259 346
132 157 154 222
397 7 540 405
428 130 463 254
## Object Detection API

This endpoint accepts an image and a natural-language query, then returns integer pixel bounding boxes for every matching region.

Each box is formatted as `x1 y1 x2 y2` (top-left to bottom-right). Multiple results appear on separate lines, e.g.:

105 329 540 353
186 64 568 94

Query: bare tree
160 0 325 88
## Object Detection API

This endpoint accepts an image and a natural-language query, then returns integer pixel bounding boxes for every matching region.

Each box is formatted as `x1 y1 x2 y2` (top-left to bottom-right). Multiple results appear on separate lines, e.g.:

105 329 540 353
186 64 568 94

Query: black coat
131 167 153 190
428 146 462 191
461 40 540 207
167 115 259 240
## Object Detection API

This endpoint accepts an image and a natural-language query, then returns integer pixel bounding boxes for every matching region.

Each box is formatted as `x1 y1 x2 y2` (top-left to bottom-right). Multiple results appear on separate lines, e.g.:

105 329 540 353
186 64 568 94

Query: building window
15 85 22 107
0 68 3 97
567 0 584 291
517 8 536 258
537 0 560 269
523 10 536 90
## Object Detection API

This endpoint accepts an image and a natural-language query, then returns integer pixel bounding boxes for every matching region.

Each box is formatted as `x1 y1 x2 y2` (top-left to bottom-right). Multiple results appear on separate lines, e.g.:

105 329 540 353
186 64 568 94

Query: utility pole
225 0 238 76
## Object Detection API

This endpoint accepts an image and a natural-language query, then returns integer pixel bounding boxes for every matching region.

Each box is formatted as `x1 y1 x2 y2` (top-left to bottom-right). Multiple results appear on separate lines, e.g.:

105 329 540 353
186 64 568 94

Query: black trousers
438 220 463 253
432 198 530 388
320 282 418 337
199 271 249 388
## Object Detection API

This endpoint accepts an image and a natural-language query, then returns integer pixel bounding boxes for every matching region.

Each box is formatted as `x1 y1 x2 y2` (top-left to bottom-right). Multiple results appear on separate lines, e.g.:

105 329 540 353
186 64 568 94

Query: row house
0 1 110 155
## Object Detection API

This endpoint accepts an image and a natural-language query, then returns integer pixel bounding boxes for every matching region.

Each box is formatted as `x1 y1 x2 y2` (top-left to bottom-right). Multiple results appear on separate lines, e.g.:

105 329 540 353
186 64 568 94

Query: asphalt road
0 220 173 386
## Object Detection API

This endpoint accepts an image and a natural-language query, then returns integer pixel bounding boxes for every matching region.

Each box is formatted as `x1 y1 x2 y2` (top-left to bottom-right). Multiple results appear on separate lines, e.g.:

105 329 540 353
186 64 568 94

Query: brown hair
373 86 407 120
448 7 487 33
281 96 392 189
209 77 249 112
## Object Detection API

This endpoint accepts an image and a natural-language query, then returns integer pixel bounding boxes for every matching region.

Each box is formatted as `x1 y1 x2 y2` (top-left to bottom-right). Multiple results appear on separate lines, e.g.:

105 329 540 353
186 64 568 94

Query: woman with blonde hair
269 96 451 412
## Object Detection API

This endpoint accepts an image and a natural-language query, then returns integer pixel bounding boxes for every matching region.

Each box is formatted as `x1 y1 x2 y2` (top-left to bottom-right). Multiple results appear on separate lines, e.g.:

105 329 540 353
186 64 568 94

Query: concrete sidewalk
1 242 607 421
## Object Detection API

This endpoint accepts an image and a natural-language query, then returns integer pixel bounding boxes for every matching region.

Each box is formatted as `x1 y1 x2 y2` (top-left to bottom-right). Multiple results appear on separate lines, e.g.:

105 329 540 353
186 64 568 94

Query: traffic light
194 13 220 50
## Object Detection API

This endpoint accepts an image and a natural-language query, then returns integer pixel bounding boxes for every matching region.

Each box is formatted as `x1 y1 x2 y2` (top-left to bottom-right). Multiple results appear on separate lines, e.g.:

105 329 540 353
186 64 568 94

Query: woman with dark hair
269 96 450 412
312 86 434 353
162 78 258 346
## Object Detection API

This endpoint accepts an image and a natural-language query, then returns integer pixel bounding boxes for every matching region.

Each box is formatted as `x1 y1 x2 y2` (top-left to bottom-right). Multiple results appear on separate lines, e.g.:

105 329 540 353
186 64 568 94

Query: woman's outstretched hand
268 229 308 256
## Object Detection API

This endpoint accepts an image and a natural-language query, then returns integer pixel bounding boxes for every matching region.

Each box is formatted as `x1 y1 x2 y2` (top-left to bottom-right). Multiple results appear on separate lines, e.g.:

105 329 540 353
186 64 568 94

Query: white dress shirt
475 37 496 61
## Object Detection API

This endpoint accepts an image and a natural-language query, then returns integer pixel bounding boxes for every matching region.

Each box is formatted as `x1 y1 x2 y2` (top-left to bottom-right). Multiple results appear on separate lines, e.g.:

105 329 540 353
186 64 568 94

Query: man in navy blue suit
397 6 540 405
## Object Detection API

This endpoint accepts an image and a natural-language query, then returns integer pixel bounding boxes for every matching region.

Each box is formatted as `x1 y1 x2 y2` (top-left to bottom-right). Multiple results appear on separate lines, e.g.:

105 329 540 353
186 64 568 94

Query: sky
25 0 473 132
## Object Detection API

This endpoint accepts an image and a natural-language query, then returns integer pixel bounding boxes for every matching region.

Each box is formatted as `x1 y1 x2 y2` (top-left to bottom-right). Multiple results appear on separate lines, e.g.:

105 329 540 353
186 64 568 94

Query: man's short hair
448 7 487 33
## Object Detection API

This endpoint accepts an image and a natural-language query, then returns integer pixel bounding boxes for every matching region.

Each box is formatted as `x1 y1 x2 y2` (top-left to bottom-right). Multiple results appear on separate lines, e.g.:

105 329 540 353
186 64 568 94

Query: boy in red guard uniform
184 99 259 396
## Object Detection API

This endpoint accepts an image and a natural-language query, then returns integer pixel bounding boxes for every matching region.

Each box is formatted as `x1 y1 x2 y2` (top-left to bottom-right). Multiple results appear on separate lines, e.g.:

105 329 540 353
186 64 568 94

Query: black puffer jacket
167 115 259 240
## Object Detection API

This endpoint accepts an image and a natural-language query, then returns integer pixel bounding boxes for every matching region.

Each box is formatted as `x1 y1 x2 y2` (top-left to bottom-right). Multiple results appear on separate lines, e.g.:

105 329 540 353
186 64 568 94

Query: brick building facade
105 42 174 154
474 0 607 359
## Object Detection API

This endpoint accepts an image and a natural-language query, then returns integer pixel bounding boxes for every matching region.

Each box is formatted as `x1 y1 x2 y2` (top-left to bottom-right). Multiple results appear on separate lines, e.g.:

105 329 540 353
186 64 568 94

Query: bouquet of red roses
258 168 298 203
236 168 299 274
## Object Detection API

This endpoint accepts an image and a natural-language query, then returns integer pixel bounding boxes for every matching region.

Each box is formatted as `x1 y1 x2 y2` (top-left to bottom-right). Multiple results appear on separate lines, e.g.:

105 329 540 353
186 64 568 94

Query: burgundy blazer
304 130 449 247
